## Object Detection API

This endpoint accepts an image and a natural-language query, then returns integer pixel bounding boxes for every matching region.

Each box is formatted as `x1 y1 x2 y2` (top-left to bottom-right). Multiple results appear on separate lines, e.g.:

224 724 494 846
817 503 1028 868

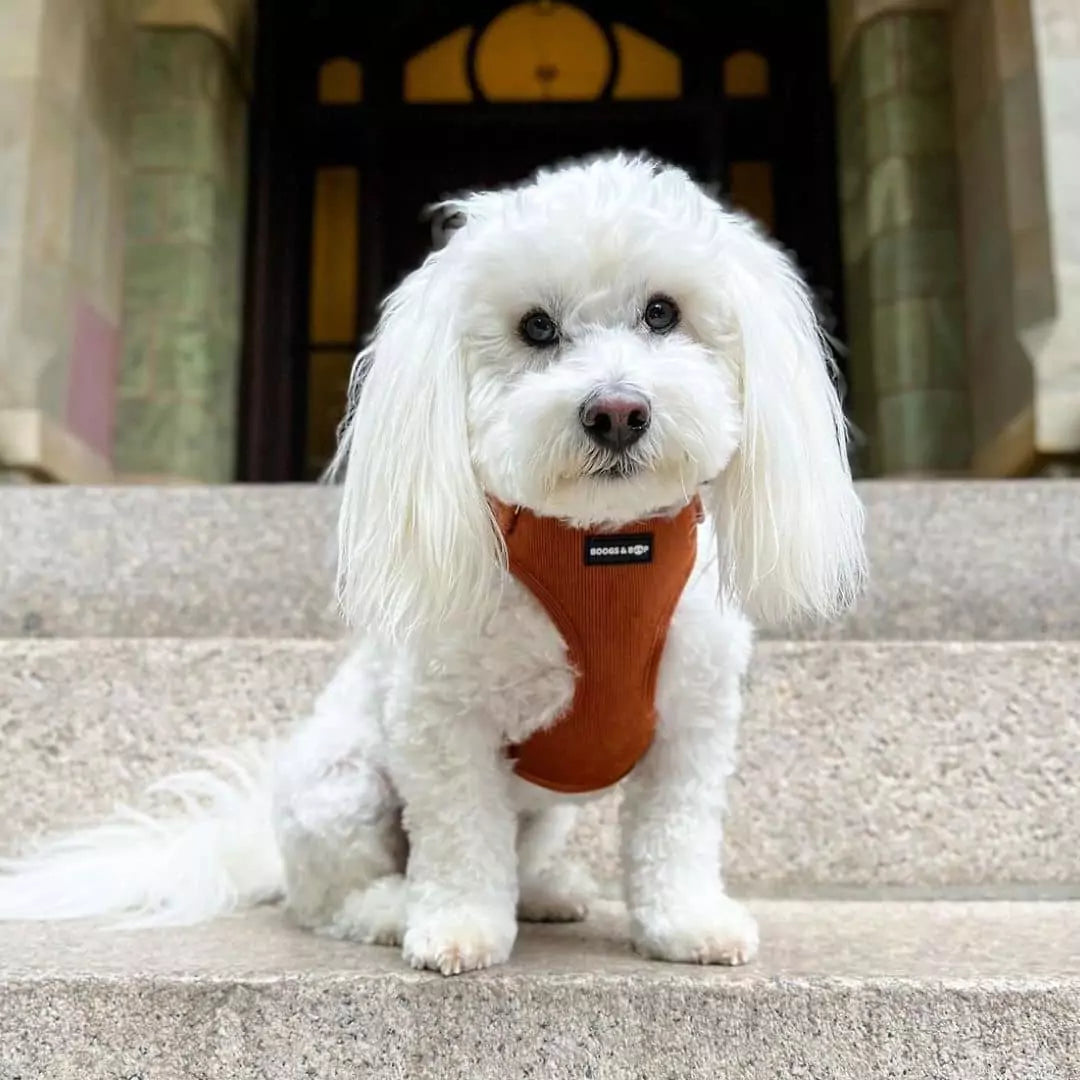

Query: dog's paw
319 874 407 946
403 906 517 976
518 861 596 923
632 895 759 966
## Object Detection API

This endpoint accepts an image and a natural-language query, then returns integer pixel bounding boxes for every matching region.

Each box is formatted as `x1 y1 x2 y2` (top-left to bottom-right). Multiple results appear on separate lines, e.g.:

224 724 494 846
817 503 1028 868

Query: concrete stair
2 901 1078 1079
1 481 1078 1078
3 637 1078 895
3 481 1078 640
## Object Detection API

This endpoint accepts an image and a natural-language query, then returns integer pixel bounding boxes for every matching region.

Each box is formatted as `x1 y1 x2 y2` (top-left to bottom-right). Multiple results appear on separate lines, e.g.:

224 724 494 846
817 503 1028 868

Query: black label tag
584 532 654 566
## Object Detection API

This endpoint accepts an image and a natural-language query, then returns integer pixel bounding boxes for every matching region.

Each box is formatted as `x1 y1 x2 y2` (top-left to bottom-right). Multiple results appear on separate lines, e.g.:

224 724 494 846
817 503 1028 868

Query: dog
0 154 865 975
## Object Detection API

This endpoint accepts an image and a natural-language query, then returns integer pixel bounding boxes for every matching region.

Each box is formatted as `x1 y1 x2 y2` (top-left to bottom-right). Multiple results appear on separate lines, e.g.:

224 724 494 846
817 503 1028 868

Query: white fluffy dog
0 155 864 975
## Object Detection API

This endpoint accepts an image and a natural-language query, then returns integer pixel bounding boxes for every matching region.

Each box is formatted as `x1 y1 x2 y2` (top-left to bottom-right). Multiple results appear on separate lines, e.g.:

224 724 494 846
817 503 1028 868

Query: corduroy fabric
491 498 701 793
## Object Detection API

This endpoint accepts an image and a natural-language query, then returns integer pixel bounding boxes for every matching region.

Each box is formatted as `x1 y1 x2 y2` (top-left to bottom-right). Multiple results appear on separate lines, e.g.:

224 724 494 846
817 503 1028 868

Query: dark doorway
238 0 843 481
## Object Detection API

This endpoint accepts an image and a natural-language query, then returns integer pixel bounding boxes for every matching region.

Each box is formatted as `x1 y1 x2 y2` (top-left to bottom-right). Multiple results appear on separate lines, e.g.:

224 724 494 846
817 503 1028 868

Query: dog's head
334 154 865 640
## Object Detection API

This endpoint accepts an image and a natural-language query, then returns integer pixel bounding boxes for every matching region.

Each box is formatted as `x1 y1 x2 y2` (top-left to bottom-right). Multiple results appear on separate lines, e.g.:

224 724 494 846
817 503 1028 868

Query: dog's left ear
704 213 866 625
332 251 503 643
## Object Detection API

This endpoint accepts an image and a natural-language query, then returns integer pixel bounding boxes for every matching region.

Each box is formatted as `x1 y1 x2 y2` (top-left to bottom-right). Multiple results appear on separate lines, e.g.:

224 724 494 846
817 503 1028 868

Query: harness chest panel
492 499 700 794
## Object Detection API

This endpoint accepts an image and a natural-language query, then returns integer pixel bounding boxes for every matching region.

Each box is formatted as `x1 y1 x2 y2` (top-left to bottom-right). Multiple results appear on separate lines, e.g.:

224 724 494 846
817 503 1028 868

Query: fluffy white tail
0 744 283 928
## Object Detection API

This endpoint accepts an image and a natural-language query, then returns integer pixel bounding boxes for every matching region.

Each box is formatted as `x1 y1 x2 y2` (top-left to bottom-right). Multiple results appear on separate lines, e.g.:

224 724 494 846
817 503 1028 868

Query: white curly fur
0 154 864 975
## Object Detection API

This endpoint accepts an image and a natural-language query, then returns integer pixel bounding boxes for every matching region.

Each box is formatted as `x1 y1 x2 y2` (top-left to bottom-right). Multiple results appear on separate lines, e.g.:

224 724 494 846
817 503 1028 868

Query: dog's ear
332 254 503 643
430 204 467 249
703 214 866 625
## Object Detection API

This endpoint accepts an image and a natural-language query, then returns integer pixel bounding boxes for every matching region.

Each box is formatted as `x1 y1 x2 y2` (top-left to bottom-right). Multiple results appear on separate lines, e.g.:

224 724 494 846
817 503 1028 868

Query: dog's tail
0 743 283 928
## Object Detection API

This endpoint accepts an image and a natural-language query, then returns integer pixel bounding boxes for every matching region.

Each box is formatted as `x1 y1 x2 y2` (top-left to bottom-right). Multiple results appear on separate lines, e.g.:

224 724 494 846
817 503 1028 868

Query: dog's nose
580 391 651 451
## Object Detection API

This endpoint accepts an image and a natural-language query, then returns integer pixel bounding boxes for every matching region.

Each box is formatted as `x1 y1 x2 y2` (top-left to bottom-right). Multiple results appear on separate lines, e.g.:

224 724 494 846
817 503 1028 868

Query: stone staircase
1 482 1078 1078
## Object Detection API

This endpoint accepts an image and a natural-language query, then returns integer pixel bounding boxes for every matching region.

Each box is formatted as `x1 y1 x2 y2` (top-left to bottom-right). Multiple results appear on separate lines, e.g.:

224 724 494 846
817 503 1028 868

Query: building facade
0 0 1077 482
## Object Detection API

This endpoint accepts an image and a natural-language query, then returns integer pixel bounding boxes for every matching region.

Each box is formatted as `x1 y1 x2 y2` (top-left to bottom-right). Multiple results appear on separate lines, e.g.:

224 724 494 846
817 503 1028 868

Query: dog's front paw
403 905 517 976
518 861 597 923
632 895 759 966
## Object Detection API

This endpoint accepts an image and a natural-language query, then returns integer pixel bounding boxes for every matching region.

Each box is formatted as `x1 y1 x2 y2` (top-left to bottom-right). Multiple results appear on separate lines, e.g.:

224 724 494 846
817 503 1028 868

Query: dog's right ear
332 253 504 643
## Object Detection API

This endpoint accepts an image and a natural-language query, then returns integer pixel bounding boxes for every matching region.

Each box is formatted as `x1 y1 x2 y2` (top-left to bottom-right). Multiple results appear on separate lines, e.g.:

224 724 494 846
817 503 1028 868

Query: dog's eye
520 310 559 347
644 296 679 333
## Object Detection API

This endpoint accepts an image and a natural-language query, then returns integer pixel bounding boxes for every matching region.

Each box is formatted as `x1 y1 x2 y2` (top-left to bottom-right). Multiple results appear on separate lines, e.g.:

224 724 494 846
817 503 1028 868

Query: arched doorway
239 0 842 480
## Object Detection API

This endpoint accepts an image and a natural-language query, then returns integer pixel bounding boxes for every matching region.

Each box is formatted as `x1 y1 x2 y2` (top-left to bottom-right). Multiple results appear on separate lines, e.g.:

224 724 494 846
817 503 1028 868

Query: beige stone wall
952 0 1049 474
0 0 134 480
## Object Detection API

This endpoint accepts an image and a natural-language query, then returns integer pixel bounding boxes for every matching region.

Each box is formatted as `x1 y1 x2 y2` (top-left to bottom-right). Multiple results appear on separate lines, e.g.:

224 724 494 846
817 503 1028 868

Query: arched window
475 2 611 100
403 2 682 103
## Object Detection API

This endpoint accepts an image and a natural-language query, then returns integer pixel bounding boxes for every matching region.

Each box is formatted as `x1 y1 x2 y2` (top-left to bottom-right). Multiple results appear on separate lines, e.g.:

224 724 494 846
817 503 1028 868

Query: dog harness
489 498 702 794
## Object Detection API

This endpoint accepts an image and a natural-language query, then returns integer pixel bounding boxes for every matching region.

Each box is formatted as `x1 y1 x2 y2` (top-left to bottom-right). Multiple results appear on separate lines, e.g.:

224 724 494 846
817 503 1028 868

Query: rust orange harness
490 498 701 794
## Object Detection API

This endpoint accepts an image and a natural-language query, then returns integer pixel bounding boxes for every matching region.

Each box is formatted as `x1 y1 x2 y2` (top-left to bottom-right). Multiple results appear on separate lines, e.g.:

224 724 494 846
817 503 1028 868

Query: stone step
3 638 1077 895
0 899 1077 1079
1 481 1077 640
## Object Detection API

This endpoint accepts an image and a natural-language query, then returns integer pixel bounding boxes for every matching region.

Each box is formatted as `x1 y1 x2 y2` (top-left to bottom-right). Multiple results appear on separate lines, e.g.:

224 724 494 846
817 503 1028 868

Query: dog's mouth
588 459 640 481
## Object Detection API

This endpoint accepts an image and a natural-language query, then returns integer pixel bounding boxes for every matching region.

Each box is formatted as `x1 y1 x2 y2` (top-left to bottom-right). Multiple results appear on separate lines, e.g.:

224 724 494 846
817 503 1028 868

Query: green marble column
837 12 971 474
115 27 247 480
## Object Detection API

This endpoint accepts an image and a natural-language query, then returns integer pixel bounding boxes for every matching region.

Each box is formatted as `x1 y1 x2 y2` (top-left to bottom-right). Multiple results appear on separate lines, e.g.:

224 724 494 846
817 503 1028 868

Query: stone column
950 1 1049 475
833 1 971 475
114 0 252 480
0 0 134 481
1027 0 1080 458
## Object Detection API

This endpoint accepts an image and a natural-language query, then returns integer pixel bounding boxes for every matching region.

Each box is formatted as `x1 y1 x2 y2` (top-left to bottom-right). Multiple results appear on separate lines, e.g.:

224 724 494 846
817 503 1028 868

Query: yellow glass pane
405 26 474 103
306 350 355 479
724 51 769 97
318 58 363 104
309 167 359 342
475 2 610 102
729 161 775 231
612 23 681 100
